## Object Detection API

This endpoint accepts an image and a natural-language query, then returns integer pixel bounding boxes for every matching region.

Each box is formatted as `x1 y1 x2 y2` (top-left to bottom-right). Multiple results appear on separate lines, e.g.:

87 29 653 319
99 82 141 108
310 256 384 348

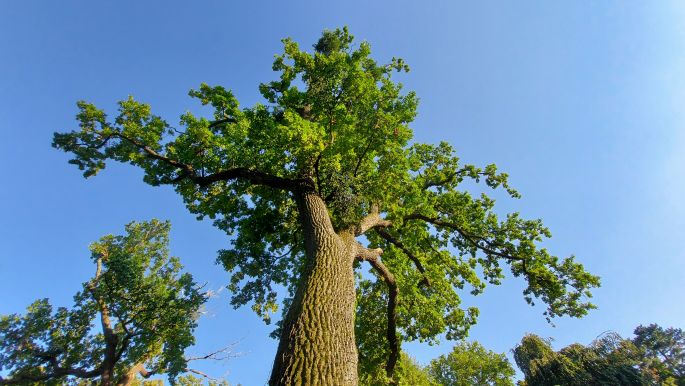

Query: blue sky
1 1 684 383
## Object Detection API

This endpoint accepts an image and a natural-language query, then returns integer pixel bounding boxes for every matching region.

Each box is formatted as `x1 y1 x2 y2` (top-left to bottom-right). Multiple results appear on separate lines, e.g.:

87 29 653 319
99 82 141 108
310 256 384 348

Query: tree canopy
513 332 647 386
53 27 600 383
360 353 438 386
513 325 685 386
0 220 205 385
633 324 685 385
428 341 515 386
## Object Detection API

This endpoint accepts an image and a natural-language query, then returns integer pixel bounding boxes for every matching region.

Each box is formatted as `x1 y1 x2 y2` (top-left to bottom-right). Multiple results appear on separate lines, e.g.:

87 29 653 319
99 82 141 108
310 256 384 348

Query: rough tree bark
269 191 359 385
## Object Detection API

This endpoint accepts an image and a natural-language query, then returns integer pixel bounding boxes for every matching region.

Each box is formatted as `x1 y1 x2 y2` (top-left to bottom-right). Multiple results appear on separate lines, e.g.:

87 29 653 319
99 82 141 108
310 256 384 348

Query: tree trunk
269 191 359 385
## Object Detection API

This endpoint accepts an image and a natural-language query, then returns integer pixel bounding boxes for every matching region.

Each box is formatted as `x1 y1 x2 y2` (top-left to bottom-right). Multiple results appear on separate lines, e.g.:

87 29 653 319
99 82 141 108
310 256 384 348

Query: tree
0 220 206 386
632 324 685 385
360 353 438 386
428 341 515 386
175 374 232 386
53 27 600 385
513 332 647 386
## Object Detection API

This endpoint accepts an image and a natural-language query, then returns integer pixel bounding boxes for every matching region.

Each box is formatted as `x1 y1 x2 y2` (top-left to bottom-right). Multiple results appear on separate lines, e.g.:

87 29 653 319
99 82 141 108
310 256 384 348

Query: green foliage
129 379 164 386
53 27 600 377
633 324 685 385
0 220 205 385
176 374 232 386
514 325 685 386
513 332 647 386
126 375 235 386
360 353 438 386
427 341 515 386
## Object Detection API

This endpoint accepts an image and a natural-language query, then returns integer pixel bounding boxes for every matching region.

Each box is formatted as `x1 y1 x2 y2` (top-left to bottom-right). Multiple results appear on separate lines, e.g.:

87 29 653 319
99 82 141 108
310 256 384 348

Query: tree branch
208 117 236 129
186 368 218 381
114 132 195 177
192 167 312 192
404 213 530 276
186 344 239 362
86 254 120 380
375 229 430 287
0 354 100 385
354 204 391 236
356 244 400 381
405 214 525 261
134 131 311 191
421 168 490 189
107 131 310 192
353 137 374 177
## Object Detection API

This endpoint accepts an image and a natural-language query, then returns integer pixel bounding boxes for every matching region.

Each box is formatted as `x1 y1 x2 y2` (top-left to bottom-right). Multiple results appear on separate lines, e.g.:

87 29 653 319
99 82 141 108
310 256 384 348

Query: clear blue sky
1 1 684 384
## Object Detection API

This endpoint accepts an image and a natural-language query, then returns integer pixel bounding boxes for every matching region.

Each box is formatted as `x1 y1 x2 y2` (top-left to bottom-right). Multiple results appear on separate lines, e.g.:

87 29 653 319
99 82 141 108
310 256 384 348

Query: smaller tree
175 374 232 386
633 324 685 385
513 332 647 386
360 353 438 386
428 341 515 386
0 220 206 386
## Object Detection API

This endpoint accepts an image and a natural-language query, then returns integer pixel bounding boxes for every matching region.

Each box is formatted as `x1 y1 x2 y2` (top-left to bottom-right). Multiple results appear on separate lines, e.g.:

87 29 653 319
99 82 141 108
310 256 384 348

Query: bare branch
186 344 240 362
186 368 218 381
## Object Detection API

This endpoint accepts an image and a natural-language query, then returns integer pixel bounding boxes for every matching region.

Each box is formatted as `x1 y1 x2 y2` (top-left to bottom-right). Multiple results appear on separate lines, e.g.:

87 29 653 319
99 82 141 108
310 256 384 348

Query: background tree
632 324 685 385
360 353 438 386
427 341 515 386
0 220 205 386
513 332 647 386
175 374 232 386
53 27 600 385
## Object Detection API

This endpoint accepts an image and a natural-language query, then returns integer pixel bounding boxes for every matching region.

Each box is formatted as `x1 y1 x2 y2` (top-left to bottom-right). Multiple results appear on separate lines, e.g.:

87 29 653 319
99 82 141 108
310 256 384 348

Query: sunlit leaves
428 341 515 386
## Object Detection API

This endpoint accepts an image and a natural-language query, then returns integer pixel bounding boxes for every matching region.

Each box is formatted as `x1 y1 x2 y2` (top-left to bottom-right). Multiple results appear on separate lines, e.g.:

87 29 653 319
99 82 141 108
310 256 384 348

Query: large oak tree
53 28 600 385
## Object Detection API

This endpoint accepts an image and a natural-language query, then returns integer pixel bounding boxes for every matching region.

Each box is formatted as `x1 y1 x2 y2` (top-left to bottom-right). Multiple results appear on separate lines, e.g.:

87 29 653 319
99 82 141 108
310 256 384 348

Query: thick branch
191 167 311 191
116 363 150 386
375 229 430 287
86 256 117 350
112 131 309 192
354 204 391 236
0 354 99 385
86 254 120 382
356 245 400 381
208 117 236 128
